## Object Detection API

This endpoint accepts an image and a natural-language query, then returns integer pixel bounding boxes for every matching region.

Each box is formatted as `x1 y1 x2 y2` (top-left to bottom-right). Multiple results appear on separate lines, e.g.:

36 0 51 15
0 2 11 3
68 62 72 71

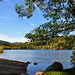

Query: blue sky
0 0 49 43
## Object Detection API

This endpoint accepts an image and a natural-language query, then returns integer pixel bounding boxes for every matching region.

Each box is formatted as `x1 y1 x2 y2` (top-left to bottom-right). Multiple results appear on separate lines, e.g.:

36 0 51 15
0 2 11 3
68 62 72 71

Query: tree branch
67 0 75 16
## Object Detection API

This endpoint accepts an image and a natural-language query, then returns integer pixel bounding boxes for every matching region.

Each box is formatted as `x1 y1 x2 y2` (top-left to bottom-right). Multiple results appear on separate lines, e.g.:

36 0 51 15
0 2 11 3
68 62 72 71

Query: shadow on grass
43 71 75 75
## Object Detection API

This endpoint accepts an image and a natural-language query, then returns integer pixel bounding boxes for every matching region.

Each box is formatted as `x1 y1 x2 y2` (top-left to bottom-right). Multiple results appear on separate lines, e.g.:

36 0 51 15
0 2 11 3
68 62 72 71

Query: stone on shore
46 62 63 71
33 62 38 65
35 71 43 75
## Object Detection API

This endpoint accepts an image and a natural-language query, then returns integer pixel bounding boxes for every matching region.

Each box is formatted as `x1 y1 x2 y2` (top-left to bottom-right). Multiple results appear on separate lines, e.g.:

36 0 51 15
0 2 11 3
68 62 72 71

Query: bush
0 46 4 53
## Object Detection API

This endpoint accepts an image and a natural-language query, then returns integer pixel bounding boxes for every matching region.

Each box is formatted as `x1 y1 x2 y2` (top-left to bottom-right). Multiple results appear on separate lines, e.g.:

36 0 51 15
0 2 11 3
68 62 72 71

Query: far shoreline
3 49 72 50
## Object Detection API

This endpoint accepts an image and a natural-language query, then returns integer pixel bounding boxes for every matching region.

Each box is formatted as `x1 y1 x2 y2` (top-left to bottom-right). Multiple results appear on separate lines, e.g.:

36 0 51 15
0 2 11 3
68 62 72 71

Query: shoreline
0 58 29 75
3 49 72 50
0 58 74 75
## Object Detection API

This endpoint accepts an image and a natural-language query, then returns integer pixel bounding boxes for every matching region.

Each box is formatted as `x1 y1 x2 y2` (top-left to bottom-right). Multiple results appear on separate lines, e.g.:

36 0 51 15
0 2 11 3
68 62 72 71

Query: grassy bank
43 71 75 75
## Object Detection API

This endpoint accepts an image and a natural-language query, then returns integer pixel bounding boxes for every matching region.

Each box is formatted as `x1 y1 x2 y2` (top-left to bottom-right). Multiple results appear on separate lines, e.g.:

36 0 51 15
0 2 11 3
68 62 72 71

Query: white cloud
0 22 7 24
28 21 35 27
0 22 15 25
23 17 35 27
5 0 14 6
0 17 9 19
0 34 28 43
0 34 7 37
15 32 24 34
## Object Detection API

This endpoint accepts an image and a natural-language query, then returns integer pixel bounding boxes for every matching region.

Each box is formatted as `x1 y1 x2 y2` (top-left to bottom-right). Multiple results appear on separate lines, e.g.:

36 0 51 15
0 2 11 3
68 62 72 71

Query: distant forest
0 35 75 50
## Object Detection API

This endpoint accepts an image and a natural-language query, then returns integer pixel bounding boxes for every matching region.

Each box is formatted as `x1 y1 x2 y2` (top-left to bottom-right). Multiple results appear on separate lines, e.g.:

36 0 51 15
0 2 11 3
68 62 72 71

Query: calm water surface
0 50 73 75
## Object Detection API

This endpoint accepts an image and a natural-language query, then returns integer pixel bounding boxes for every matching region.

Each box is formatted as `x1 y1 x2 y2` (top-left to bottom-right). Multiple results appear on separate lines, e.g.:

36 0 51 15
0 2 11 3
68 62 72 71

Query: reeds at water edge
0 46 4 53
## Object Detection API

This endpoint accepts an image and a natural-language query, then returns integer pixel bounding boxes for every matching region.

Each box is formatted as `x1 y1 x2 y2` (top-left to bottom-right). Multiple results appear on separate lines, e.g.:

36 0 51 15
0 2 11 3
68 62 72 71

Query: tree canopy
15 0 75 41
15 0 75 18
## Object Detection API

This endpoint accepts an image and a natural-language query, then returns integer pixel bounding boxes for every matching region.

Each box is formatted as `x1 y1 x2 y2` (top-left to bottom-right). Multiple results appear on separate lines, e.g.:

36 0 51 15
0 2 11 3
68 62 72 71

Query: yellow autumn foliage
0 46 4 53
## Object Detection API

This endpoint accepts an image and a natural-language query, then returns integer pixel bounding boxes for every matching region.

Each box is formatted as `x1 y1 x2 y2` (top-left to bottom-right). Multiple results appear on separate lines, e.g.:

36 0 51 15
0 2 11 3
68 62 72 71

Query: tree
68 0 75 16
71 49 75 66
15 0 75 36
15 0 75 17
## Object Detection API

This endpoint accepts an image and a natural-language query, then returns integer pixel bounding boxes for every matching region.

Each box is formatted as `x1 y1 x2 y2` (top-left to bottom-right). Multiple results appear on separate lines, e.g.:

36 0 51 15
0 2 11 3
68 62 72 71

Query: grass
43 71 75 75
0 46 4 53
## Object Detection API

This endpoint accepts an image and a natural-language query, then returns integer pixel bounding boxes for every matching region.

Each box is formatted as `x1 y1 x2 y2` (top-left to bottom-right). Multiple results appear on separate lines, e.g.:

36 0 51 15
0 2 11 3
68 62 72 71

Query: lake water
0 50 73 75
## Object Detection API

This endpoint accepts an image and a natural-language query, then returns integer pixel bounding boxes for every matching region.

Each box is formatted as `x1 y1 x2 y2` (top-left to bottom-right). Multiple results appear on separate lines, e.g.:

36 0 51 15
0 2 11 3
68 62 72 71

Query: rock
33 62 38 65
46 62 63 71
35 71 43 75
26 61 31 64
37 70 42 72
43 69 46 72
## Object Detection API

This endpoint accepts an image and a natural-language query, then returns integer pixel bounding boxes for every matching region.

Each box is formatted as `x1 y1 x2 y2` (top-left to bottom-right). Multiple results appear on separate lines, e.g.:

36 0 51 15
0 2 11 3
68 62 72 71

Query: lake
0 50 73 75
